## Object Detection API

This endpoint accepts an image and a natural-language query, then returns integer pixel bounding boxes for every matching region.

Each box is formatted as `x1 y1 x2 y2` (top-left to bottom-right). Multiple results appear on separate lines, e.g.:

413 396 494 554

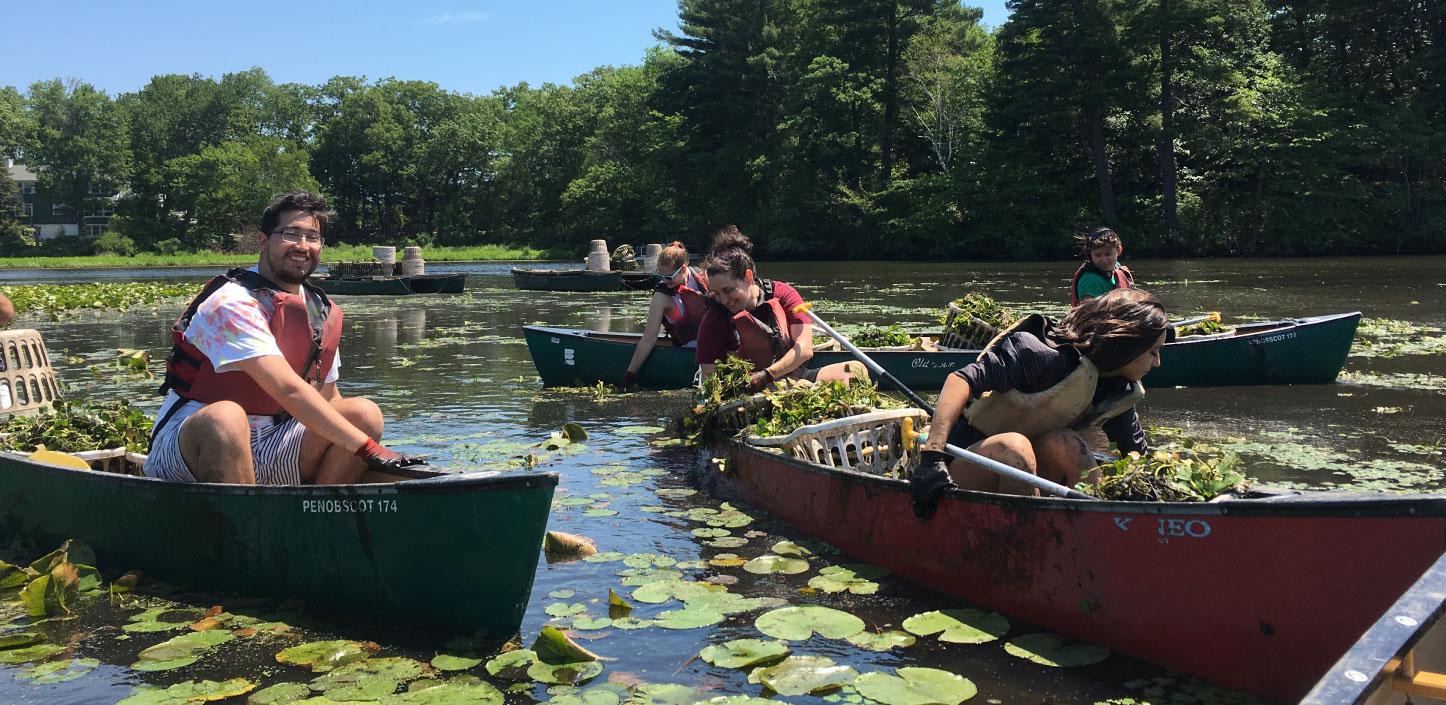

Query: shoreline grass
0 244 575 269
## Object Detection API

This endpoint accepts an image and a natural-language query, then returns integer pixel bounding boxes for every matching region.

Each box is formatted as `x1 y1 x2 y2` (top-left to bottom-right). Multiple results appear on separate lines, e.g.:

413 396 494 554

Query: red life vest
731 284 793 369
160 268 344 416
1070 262 1135 305
658 268 710 346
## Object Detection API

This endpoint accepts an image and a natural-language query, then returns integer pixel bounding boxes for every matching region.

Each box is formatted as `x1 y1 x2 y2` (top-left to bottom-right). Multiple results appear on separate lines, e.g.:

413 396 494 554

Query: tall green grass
0 244 575 269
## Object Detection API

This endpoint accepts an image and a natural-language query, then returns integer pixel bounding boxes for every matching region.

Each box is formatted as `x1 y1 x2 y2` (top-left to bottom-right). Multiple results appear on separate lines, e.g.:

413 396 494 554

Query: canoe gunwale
725 441 1446 519
2 453 558 497
1300 549 1446 705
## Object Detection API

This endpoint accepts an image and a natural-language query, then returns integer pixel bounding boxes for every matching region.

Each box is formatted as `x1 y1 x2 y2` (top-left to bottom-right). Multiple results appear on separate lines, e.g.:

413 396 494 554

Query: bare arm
235 355 370 452
0 293 14 327
624 292 674 376
768 321 815 378
923 373 972 453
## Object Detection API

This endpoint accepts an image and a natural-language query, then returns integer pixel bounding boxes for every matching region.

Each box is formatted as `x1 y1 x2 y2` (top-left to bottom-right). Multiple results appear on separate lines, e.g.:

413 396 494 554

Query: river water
1 256 1442 704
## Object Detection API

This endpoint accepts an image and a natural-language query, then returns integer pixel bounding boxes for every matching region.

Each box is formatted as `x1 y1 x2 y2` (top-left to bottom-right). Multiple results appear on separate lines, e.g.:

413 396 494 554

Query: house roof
7 162 37 182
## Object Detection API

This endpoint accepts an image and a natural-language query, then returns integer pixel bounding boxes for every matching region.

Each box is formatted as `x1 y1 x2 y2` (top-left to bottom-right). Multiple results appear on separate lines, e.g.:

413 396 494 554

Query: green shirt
1075 270 1118 300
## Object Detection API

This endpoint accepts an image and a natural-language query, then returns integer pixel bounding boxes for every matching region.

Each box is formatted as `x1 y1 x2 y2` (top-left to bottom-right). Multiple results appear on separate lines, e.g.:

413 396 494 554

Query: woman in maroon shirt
694 227 858 392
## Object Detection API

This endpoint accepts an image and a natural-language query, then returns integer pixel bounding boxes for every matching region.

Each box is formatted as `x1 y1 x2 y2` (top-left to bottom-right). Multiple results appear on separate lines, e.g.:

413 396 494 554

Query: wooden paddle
793 303 1095 500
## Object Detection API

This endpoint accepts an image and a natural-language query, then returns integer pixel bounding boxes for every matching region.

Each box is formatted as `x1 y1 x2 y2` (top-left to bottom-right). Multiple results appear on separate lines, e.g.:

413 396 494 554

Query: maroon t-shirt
695 280 808 365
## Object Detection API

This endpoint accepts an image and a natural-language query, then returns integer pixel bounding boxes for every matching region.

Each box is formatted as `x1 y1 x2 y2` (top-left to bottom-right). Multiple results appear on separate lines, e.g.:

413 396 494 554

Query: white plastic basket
746 408 929 477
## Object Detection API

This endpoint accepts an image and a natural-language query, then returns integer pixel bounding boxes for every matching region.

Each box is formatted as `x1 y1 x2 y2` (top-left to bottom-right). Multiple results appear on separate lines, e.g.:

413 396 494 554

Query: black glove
909 450 957 520
356 439 426 472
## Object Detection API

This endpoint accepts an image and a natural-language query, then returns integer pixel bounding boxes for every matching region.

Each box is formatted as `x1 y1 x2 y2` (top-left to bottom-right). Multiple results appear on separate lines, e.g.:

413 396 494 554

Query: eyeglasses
271 228 324 245
666 263 686 280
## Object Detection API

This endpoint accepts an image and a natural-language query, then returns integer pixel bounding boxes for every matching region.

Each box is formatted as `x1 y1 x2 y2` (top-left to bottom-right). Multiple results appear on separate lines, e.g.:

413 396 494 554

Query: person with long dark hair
912 288 1173 514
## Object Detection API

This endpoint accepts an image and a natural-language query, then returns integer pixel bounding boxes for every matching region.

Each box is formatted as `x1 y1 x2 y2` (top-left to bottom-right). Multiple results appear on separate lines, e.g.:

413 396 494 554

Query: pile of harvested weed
852 324 915 348
0 399 154 453
749 378 894 438
1176 319 1226 336
1082 448 1246 502
940 293 1017 348
684 356 761 443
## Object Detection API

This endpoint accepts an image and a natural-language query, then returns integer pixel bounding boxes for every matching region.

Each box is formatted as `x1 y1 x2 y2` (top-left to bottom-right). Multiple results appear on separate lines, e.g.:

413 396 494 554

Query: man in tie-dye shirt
145 191 419 485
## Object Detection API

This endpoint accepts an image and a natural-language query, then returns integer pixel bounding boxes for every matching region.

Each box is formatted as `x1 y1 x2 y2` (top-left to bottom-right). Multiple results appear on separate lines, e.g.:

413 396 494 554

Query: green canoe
309 273 467 295
0 452 556 633
513 268 623 292
523 311 1361 389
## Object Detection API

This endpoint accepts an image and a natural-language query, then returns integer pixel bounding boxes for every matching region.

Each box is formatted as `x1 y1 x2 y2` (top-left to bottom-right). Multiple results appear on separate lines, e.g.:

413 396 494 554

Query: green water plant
1081 449 1245 502
747 379 891 438
854 667 977 705
940 292 1017 347
0 399 154 453
852 324 915 348
1003 633 1110 667
5 282 198 320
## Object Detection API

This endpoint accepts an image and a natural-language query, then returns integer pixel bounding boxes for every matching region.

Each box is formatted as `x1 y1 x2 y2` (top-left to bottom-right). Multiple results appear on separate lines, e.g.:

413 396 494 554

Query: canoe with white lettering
0 451 555 633
523 311 1361 389
698 436 1446 702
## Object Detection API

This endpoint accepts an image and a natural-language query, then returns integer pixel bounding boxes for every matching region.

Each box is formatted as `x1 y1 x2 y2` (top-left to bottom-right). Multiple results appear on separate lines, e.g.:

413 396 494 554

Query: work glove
909 450 957 520
356 438 426 472
621 370 639 389
746 369 775 394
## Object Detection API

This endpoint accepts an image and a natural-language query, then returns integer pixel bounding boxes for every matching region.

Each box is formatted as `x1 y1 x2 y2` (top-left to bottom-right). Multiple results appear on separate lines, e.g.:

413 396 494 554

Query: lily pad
135 629 234 670
546 602 589 618
609 617 656 630
246 681 313 704
845 630 916 651
691 528 730 538
582 509 619 517
16 656 100 684
749 655 859 695
275 639 375 672
902 609 1009 645
654 488 697 498
582 551 625 563
116 678 256 705
563 423 589 442
533 626 601 664
1003 633 1110 668
854 667 977 705
528 659 605 685
654 607 726 629
431 654 484 672
572 616 614 630
310 656 428 699
808 565 887 595
698 639 790 669
0 643 63 664
708 554 748 568
484 649 537 680
616 425 665 435
755 605 866 641
388 680 506 704
771 541 816 557
549 684 628 705
629 683 702 705
706 537 749 549
549 589 577 599
622 553 677 569
0 632 41 649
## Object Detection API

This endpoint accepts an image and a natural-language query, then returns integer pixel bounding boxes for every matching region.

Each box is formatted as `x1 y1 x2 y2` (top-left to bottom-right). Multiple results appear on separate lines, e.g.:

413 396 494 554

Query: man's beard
267 250 317 285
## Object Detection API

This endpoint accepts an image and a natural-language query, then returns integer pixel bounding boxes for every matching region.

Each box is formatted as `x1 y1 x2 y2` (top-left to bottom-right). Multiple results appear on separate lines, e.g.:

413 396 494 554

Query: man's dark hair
260 191 336 238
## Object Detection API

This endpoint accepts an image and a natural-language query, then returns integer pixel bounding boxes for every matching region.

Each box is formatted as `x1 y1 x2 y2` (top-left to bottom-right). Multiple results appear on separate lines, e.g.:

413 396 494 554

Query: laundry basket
746 408 928 477
0 329 61 416
939 302 1000 350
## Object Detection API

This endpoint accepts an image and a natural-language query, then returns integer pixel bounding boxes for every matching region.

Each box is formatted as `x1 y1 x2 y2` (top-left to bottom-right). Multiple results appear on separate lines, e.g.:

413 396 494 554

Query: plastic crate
746 408 929 477
939 302 998 350
0 329 61 416
710 393 774 434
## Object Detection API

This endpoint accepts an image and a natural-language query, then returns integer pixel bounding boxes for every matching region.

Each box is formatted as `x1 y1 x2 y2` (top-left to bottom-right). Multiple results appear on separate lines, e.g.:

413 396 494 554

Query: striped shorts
144 410 307 485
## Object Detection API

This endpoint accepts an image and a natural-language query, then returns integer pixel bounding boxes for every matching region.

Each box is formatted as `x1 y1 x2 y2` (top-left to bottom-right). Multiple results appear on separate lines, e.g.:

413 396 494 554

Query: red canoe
701 439 1446 702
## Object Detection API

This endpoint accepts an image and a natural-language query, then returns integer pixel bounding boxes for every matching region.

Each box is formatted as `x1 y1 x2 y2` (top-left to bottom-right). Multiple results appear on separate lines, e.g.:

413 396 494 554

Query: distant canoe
620 272 664 291
522 312 1361 389
512 268 623 292
0 450 555 632
310 273 467 296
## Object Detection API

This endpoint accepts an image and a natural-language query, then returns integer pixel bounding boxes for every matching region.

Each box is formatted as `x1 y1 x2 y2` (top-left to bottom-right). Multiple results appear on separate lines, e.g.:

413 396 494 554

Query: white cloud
420 10 490 25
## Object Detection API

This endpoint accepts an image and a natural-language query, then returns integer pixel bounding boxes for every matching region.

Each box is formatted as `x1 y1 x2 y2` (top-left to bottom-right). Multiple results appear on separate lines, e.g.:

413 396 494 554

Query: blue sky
3 1 1010 97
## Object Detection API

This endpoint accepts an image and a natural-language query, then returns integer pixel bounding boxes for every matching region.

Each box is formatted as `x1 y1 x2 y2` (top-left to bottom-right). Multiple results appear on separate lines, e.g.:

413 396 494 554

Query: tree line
0 0 1440 259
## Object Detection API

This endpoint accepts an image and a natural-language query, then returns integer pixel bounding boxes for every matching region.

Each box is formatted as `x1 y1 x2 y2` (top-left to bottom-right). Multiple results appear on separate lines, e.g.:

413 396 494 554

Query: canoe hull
0 455 556 633
309 273 467 296
705 442 1446 702
512 269 623 292
524 312 1361 390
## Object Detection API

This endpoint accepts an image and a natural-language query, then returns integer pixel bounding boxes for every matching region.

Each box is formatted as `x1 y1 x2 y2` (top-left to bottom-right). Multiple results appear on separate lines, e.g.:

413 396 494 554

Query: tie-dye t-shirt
152 269 340 431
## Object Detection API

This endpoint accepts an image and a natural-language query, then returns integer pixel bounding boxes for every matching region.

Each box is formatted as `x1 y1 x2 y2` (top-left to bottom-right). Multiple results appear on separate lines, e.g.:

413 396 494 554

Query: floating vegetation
1003 633 1111 668
755 605 866 641
115 677 256 705
1175 313 1225 337
748 379 892 439
902 609 1009 645
854 666 977 705
845 630 916 652
807 565 887 595
276 639 378 672
0 399 154 453
748 655 859 695
850 324 916 348
1351 318 1446 358
940 293 1017 349
742 554 810 575
134 630 235 671
5 281 198 320
1338 370 1446 393
699 639 790 669
1081 449 1245 502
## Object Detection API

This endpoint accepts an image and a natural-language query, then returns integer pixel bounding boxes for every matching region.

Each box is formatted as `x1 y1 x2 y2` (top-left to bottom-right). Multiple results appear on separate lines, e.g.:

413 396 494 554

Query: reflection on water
2 256 1443 704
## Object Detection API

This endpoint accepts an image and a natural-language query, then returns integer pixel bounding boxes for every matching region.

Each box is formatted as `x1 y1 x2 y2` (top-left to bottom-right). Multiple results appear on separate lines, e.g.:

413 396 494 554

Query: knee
976 432 1037 470
336 397 384 438
182 401 249 443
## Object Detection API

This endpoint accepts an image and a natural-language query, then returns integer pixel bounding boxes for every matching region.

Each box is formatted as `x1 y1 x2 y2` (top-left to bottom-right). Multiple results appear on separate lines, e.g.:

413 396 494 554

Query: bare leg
1033 429 1096 487
178 401 255 484
813 361 865 385
946 431 1040 497
298 397 383 485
